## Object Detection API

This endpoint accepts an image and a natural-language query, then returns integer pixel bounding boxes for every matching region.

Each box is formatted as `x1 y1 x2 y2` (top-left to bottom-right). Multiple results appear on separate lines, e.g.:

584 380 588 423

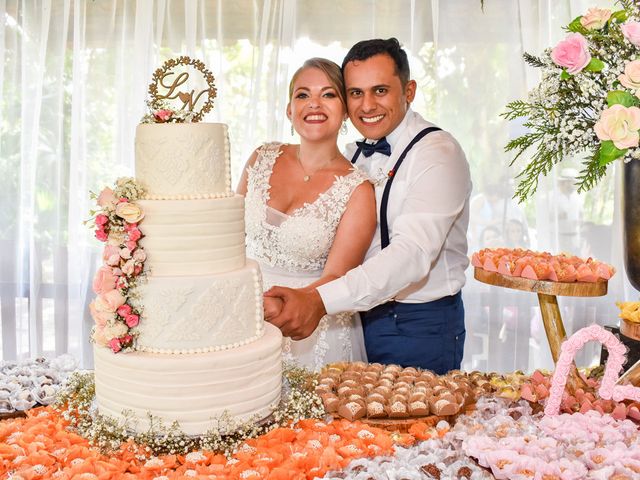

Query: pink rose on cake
95 228 108 242
116 304 132 317
125 313 139 328
97 187 117 208
121 259 135 276
107 230 125 246
108 337 122 353
622 22 640 47
154 109 173 122
92 266 117 294
133 249 146 262
551 33 591 74
102 245 121 266
89 298 114 327
102 289 126 311
104 322 128 341
115 202 145 224
579 8 611 30
95 214 109 226
92 326 109 347
127 226 142 242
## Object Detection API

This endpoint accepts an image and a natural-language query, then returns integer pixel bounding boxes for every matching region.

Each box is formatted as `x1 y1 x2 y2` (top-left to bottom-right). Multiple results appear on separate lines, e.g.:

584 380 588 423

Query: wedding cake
92 122 283 435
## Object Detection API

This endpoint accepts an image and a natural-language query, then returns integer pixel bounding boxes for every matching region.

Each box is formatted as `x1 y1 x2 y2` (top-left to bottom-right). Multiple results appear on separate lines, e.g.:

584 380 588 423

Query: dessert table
474 267 608 390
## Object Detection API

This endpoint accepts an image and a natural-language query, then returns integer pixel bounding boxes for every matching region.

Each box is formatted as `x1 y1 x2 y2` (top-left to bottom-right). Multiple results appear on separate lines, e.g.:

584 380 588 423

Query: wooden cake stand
474 268 608 390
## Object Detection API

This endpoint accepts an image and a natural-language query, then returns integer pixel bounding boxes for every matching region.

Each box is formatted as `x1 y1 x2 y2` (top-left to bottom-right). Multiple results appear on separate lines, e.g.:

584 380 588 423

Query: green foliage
523 52 546 68
585 58 605 72
568 16 588 34
606 90 638 107
598 140 627 166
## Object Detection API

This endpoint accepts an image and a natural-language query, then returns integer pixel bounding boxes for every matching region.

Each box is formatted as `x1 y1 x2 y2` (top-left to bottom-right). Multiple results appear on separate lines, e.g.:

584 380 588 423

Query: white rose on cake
115 201 145 223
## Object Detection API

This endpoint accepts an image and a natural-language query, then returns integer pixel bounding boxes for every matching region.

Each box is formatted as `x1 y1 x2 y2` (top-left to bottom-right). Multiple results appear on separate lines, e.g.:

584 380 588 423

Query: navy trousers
360 292 465 374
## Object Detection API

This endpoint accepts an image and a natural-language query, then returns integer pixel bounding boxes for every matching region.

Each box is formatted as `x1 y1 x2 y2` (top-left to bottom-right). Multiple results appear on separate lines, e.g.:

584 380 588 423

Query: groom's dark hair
342 38 410 86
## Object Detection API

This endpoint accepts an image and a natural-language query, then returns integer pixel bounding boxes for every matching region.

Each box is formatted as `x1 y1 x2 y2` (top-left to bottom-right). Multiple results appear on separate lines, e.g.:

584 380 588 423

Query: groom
266 38 471 374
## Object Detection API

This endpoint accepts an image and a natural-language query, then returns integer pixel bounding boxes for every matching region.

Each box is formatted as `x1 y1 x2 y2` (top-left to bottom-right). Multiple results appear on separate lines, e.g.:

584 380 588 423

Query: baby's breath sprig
54 364 324 457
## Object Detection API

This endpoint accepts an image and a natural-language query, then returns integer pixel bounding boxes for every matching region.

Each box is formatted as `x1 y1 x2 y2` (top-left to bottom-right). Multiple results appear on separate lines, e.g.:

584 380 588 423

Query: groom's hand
264 287 327 340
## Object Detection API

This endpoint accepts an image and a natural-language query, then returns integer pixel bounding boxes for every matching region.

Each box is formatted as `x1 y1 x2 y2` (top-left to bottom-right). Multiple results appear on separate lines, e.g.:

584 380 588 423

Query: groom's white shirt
317 109 472 314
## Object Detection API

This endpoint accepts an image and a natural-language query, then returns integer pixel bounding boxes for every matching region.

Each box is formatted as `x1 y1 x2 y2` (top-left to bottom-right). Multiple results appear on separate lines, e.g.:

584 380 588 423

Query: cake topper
144 56 217 123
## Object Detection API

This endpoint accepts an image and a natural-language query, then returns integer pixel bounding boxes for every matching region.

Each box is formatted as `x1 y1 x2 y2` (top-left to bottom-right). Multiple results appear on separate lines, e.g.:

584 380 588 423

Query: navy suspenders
351 127 441 249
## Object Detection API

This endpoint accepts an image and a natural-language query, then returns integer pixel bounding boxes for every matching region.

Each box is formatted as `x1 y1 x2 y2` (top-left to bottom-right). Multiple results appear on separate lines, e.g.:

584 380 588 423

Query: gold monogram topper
148 56 217 122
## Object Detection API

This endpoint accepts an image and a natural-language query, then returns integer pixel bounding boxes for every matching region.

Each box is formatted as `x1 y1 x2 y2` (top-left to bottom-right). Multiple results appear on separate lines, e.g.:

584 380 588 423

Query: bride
237 58 376 371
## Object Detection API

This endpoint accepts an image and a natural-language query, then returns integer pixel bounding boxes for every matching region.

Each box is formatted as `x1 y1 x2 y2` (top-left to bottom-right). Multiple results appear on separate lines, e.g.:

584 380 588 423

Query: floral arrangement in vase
503 1 640 202
87 177 147 353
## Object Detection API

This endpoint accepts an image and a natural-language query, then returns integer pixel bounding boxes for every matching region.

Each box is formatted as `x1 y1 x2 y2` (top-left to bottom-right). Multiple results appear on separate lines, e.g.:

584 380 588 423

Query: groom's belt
361 292 461 318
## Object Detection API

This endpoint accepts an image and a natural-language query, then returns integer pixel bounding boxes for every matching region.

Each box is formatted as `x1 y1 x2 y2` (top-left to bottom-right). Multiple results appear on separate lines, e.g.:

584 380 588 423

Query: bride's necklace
296 147 341 182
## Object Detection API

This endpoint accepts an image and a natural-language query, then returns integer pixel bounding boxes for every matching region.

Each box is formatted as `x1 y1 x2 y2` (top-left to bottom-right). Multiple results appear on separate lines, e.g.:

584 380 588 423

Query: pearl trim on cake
142 191 234 200
135 267 265 354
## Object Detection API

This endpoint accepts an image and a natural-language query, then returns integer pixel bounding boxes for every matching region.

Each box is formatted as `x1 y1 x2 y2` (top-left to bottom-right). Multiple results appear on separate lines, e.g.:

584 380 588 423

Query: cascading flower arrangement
87 177 147 353
503 1 640 202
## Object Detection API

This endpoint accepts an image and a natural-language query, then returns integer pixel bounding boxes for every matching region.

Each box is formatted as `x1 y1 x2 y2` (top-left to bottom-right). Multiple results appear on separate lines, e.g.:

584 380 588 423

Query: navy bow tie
356 137 391 157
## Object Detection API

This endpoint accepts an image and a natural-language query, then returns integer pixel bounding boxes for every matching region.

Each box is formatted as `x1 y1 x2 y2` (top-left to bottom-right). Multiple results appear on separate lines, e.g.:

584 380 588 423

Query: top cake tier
135 123 232 199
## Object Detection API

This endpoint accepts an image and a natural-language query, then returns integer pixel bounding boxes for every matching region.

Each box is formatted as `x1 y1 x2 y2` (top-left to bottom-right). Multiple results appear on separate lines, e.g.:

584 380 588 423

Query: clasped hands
262 286 327 340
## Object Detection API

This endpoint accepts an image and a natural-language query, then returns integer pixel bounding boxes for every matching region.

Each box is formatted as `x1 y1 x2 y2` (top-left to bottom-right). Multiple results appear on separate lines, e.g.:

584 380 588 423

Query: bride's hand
263 296 283 321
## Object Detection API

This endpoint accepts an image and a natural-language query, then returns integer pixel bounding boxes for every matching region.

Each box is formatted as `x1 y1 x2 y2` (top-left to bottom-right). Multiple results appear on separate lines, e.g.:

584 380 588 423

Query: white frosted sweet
135 260 263 353
93 323 283 435
138 196 245 276
135 123 232 198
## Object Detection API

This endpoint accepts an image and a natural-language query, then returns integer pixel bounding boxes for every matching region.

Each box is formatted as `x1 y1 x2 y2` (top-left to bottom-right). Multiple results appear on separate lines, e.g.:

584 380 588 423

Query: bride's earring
340 121 348 135
291 124 295 136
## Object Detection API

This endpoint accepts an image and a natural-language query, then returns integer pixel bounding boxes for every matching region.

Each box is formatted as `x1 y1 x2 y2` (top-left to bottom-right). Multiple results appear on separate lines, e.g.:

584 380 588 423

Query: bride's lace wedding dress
245 142 370 371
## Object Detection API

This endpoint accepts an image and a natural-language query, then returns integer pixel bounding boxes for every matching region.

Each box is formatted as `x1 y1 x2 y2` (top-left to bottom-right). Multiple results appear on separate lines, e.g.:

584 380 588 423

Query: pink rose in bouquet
119 247 132 259
92 266 117 294
108 337 122 353
115 202 145 224
133 264 143 275
594 104 640 149
551 33 591 74
125 240 137 252
622 22 640 47
154 109 173 122
116 304 132 317
125 313 139 328
97 187 117 208
619 60 640 94
102 289 126 311
579 7 611 30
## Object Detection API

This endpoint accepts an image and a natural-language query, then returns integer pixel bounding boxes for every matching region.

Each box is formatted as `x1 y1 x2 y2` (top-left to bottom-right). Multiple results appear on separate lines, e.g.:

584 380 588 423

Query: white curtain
1 0 632 370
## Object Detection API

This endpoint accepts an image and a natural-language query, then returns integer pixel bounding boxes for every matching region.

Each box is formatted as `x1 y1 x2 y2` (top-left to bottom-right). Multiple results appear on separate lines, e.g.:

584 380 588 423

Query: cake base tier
93 323 283 436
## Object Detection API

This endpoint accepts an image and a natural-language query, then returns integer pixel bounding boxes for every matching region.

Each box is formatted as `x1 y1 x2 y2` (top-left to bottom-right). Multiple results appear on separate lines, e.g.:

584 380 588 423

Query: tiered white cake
93 123 282 435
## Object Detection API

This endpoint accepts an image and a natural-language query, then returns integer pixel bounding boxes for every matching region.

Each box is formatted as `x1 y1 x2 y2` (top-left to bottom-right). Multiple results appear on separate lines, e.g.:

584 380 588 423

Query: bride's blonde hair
288 58 347 109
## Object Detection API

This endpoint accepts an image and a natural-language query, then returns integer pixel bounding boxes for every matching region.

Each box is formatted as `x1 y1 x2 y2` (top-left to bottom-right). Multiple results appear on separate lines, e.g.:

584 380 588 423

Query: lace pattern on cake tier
137 127 230 197
135 265 264 354
245 142 371 273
